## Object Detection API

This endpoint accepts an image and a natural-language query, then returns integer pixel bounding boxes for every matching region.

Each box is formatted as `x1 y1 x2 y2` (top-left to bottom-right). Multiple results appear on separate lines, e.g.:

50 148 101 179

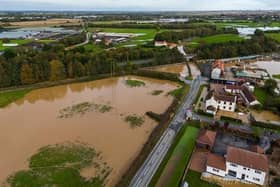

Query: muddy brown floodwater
145 63 201 78
0 76 178 187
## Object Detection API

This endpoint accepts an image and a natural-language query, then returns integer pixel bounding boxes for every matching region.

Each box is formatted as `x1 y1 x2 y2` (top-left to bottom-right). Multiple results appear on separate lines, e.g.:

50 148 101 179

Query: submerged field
0 76 179 186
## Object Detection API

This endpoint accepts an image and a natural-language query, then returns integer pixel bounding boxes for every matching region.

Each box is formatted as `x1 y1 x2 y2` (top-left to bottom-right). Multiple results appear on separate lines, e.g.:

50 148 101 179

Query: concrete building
206 146 268 186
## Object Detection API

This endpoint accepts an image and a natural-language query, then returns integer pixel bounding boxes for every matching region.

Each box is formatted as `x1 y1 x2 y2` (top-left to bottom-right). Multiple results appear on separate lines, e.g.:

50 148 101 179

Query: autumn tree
49 60 66 81
20 63 35 84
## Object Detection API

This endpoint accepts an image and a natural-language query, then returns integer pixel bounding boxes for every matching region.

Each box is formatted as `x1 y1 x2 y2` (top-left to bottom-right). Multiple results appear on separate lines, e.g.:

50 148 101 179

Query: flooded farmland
252 60 280 75
145 63 201 78
0 76 178 186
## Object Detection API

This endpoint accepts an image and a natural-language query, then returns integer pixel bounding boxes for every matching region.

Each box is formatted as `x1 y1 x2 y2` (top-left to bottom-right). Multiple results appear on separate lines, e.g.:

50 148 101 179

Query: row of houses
205 83 259 115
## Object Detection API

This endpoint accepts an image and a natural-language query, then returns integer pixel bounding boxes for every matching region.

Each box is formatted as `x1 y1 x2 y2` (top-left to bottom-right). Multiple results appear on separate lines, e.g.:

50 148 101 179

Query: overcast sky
1 0 280 11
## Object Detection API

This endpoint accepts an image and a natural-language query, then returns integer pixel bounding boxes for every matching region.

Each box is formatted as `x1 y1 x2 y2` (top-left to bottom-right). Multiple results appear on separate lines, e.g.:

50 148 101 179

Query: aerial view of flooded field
0 76 178 186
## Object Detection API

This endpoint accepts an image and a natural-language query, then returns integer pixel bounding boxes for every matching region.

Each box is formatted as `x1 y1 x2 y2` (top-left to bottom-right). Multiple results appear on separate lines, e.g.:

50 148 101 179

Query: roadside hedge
252 121 280 131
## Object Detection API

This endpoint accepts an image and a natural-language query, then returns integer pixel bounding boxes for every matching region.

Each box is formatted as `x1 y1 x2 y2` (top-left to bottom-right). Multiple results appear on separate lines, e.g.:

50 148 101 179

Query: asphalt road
129 76 202 187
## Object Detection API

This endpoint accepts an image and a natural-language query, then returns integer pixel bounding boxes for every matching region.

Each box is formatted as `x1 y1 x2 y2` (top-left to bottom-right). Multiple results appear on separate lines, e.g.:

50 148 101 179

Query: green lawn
168 85 189 100
149 124 199 187
254 87 269 105
0 89 30 108
265 33 280 43
166 126 199 187
184 170 220 187
191 34 244 45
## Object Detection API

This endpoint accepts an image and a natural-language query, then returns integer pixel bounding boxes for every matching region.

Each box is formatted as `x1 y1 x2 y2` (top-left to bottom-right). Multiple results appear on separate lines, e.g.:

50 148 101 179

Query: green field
0 39 32 51
184 170 220 187
254 87 269 105
191 34 244 44
273 74 280 79
0 89 30 108
265 33 280 43
150 125 199 187
193 20 280 28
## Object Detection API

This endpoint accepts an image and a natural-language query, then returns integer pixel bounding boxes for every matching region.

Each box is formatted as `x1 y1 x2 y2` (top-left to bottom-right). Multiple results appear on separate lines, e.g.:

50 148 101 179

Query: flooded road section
0 76 178 186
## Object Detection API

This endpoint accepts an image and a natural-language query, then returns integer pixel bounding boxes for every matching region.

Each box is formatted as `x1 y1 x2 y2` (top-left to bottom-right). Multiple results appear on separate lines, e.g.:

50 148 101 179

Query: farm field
6 18 81 27
191 34 244 44
0 39 32 50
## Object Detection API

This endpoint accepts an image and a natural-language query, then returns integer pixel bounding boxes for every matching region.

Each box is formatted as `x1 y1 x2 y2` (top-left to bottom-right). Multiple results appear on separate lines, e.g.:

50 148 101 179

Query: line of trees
0 43 183 88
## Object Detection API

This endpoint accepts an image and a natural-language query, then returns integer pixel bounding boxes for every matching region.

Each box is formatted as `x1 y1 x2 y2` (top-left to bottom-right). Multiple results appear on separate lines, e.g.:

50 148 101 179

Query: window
255 170 261 174
243 167 246 170
229 107 232 110
230 102 232 105
213 168 219 172
224 101 226 104
253 178 260 182
230 163 237 167
228 170 237 177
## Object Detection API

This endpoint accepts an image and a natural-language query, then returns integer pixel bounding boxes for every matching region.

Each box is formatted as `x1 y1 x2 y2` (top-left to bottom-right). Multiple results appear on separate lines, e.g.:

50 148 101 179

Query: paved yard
212 132 257 155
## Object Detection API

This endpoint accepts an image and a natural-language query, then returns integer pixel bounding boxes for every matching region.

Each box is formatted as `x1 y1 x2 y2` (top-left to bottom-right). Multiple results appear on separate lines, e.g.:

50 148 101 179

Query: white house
206 153 227 177
206 146 268 186
205 90 237 115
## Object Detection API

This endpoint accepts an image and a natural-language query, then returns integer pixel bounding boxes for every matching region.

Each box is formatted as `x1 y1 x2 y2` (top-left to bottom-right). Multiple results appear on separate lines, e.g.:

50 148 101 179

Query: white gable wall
226 161 266 186
206 166 226 177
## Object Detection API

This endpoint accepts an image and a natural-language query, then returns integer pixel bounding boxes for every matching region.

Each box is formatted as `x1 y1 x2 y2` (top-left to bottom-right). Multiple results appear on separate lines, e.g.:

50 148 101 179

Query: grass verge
149 124 199 187
0 89 30 108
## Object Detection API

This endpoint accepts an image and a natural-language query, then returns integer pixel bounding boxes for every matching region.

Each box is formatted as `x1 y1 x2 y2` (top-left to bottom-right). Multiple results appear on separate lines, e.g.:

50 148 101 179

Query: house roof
214 94 236 103
207 153 226 171
250 145 265 154
196 130 217 147
226 146 268 172
225 85 241 90
241 85 256 103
